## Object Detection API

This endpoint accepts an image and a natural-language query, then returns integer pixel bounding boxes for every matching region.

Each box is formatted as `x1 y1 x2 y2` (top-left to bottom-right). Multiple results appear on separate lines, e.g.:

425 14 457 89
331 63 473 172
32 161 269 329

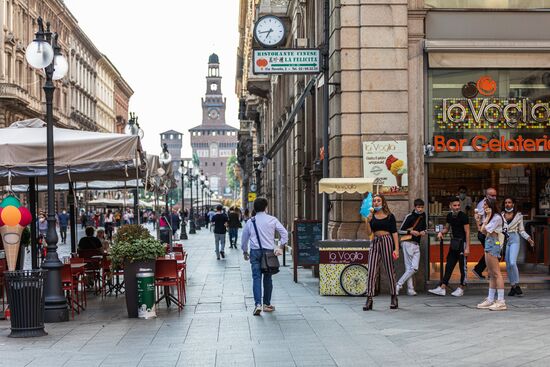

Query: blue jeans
506 232 521 284
229 228 239 246
250 249 273 306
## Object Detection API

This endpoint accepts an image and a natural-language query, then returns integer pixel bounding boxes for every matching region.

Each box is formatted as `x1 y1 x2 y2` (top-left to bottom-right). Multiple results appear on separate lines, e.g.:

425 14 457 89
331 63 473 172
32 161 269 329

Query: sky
63 0 240 158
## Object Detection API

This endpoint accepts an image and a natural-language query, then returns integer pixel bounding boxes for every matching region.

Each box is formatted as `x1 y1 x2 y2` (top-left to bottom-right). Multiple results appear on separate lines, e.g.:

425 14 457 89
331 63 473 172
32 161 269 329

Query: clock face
254 15 285 48
208 109 219 120
210 83 218 91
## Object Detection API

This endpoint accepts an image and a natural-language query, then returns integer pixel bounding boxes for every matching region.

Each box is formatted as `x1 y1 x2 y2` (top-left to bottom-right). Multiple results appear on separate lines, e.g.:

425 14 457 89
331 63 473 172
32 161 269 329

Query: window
210 143 219 158
212 131 217 136
204 162 208 167
212 162 215 167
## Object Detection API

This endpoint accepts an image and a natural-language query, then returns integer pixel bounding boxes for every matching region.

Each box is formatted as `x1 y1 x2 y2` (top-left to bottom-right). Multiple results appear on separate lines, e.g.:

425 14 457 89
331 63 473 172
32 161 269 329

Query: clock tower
189 54 239 199
202 53 226 124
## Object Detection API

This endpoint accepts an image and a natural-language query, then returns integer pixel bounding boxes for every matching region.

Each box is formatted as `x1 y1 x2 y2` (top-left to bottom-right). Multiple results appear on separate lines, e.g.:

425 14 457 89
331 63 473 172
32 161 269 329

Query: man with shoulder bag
428 196 471 297
396 199 427 296
241 198 288 316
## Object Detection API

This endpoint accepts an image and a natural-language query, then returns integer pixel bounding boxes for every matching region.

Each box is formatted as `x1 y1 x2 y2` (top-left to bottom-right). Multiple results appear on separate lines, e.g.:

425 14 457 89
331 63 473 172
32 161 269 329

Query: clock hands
259 28 273 39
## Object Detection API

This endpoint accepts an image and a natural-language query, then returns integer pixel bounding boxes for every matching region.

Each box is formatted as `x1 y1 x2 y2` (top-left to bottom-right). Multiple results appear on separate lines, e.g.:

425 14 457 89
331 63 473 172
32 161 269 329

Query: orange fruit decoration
1 205 21 226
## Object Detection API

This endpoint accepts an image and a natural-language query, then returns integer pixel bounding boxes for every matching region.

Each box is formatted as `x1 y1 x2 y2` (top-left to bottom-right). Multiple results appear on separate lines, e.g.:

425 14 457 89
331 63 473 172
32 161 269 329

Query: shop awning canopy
0 118 144 185
318 178 379 194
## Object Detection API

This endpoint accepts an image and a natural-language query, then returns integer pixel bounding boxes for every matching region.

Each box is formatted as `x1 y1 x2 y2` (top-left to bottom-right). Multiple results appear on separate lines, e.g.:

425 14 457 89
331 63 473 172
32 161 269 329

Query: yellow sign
248 193 257 201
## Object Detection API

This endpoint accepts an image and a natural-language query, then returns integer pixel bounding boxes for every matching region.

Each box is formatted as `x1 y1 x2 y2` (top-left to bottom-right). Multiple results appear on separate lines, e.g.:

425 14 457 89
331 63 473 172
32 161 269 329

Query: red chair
101 258 124 297
61 264 79 319
154 259 184 311
70 258 88 307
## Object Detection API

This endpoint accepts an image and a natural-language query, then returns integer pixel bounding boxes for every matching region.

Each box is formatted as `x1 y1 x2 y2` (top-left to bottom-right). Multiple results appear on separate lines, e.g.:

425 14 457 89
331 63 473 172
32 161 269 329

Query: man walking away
396 199 427 296
212 205 228 260
58 209 70 245
228 207 241 249
207 207 216 232
170 209 181 236
241 198 288 316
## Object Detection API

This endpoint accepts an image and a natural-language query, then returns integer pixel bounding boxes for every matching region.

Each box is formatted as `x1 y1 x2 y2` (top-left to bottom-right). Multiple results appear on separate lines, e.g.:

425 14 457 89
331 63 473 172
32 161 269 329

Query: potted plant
110 224 165 318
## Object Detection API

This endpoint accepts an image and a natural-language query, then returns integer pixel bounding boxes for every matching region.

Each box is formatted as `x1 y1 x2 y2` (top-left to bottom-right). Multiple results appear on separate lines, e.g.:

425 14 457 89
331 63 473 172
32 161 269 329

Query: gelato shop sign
363 140 408 193
434 135 550 152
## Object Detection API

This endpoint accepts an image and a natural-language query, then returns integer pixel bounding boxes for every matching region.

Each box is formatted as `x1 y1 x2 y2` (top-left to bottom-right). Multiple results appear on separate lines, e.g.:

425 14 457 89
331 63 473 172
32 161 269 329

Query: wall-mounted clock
208 109 220 120
253 15 286 48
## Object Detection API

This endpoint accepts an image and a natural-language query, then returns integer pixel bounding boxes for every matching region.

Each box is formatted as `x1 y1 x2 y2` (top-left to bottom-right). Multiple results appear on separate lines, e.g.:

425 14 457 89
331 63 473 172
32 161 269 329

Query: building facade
0 0 132 133
237 0 550 288
190 54 238 198
114 74 133 134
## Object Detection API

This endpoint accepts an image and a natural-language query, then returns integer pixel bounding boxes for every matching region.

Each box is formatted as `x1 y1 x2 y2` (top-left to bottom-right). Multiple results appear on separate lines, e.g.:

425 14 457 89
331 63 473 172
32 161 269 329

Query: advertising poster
363 140 408 194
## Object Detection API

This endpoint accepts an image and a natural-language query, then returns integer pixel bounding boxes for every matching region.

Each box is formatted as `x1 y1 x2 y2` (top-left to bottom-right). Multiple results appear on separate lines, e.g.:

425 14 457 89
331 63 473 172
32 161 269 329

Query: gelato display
0 195 32 271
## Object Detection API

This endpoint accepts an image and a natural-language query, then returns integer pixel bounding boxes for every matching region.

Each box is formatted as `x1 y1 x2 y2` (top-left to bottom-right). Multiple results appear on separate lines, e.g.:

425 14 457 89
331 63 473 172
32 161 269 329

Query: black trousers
474 232 486 274
440 248 466 287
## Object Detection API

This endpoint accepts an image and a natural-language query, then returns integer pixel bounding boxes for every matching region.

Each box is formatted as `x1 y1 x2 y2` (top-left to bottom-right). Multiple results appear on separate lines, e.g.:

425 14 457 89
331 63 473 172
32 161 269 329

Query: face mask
373 206 383 212
459 193 466 200
451 208 460 216
487 195 496 200
414 210 423 215
505 207 514 212
62 211 66 214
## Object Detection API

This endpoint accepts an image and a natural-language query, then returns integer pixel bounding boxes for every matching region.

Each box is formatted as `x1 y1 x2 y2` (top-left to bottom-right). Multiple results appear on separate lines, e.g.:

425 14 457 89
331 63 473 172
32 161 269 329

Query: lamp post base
180 221 188 240
189 220 196 234
44 306 69 323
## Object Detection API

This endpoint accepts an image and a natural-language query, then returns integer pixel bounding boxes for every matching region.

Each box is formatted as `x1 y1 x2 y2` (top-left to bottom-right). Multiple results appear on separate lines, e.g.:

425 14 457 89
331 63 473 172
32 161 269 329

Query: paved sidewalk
2 227 550 366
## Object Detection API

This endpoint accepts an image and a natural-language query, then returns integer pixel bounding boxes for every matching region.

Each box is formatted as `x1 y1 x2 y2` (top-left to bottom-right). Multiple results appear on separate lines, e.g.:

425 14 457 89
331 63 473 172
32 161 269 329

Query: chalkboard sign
293 220 322 282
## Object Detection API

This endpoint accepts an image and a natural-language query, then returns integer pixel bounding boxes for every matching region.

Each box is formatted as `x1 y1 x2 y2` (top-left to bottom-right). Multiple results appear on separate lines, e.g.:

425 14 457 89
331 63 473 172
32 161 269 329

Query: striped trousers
366 234 397 297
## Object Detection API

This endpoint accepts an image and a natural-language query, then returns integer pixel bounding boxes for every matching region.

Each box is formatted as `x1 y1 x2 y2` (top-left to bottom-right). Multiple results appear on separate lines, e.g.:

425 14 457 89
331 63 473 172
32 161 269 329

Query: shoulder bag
251 218 280 275
400 216 422 242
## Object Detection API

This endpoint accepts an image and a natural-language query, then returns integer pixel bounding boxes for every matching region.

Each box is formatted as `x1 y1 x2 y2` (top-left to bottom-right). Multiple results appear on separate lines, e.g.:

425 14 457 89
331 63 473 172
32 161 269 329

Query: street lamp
26 17 69 323
200 175 206 222
126 112 144 222
194 168 201 230
204 178 209 217
187 162 196 234
179 160 188 240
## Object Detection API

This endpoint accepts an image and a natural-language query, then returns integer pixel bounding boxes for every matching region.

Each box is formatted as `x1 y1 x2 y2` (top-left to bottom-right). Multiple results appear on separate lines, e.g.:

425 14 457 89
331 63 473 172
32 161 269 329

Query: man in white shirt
241 198 288 316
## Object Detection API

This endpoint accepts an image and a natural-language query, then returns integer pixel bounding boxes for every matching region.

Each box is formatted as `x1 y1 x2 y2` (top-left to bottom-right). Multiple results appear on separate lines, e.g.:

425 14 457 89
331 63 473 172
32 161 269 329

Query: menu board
294 220 322 265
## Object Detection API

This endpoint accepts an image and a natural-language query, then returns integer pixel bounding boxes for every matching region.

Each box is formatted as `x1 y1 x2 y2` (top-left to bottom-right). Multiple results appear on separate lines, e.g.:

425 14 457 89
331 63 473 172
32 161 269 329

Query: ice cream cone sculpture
0 195 32 271
385 155 407 187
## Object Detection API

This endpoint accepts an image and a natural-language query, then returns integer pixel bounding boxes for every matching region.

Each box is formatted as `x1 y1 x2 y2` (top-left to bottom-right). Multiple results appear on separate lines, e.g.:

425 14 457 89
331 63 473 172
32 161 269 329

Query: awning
318 178 378 194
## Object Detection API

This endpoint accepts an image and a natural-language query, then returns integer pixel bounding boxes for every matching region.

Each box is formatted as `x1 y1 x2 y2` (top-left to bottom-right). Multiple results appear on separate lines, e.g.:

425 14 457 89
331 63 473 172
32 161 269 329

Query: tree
226 155 240 199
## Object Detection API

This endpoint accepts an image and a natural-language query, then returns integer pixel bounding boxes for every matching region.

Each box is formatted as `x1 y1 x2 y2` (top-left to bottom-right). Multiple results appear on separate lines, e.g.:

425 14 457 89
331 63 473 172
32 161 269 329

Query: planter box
124 260 156 318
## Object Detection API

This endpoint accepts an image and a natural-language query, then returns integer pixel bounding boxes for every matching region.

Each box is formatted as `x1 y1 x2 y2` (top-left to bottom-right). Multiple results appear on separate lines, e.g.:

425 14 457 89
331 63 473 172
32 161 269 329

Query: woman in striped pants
363 194 400 311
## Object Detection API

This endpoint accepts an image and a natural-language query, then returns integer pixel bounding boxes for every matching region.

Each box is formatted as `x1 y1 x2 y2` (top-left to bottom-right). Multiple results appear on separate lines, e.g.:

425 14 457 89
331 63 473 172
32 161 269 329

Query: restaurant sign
363 140 408 194
252 49 320 74
434 135 550 152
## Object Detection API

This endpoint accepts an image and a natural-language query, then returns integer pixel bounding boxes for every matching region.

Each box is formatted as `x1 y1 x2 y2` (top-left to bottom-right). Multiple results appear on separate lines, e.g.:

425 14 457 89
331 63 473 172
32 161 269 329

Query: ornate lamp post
194 168 201 230
25 17 69 323
204 178 209 217
179 160 188 240
200 175 206 220
126 112 144 222
187 162 196 234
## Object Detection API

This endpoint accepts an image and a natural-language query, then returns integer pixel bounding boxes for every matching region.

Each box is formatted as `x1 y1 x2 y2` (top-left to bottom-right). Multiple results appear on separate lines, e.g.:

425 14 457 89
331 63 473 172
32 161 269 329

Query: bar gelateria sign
434 135 550 152
253 49 320 74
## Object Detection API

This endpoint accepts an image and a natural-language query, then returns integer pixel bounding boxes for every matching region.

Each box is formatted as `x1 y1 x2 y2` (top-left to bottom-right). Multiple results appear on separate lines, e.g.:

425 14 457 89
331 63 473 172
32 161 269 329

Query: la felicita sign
253 49 320 74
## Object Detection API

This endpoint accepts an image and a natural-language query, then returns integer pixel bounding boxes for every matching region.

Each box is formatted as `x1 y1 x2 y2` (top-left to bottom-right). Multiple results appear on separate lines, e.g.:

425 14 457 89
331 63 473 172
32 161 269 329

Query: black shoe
508 287 517 297
220 251 225 258
390 295 398 309
217 255 220 260
472 268 486 280
363 297 373 311
514 285 523 296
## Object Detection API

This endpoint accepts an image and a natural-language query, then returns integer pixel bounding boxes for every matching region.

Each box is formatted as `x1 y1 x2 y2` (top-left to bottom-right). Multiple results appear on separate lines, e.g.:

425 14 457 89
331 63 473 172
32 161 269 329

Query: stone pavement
2 226 550 366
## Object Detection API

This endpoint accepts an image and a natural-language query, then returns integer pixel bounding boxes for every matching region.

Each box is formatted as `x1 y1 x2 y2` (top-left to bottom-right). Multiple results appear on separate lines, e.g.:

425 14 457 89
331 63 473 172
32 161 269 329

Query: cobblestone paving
2 226 550 366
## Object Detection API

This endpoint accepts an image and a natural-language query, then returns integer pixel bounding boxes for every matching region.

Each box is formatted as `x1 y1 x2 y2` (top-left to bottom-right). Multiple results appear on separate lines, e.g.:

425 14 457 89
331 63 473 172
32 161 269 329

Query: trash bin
4 270 47 338
159 227 170 244
137 270 156 319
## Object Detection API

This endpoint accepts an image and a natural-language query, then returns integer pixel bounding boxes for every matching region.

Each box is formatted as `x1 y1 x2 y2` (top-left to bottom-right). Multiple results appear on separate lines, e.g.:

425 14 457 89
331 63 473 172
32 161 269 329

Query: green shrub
113 224 151 244
110 237 166 268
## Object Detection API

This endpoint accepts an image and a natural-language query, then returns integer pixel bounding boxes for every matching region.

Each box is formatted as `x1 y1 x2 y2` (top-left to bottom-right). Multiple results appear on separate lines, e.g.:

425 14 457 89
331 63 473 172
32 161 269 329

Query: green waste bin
137 270 156 319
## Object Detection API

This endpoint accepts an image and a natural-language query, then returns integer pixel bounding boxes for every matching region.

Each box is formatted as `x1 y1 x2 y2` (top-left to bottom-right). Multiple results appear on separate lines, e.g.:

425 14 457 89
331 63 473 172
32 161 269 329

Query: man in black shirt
227 207 242 249
429 197 470 297
77 226 103 251
212 205 229 260
396 199 427 296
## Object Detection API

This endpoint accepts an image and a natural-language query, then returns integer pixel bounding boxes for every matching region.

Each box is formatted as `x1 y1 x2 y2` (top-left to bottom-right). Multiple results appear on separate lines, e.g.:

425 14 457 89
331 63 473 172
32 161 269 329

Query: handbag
450 238 464 252
251 218 280 275
400 216 422 242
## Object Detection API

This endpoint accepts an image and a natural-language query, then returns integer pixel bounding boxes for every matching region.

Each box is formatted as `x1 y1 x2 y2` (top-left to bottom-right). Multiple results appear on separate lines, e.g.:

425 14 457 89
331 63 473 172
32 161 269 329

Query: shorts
484 235 502 258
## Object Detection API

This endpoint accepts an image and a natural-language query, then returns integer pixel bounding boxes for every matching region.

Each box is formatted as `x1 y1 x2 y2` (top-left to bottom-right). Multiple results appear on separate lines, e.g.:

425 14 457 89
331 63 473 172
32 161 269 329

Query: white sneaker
407 289 417 296
477 298 494 309
428 286 446 296
489 300 507 311
396 283 402 295
451 288 464 297
253 304 262 316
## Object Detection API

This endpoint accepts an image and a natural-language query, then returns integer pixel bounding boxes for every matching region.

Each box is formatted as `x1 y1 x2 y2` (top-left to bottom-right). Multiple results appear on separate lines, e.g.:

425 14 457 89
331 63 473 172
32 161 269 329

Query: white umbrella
0 118 144 184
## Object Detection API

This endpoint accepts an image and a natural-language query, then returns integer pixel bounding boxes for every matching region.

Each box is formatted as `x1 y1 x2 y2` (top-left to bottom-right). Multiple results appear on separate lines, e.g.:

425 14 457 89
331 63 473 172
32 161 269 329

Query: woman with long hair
476 198 506 311
502 197 535 296
364 194 399 310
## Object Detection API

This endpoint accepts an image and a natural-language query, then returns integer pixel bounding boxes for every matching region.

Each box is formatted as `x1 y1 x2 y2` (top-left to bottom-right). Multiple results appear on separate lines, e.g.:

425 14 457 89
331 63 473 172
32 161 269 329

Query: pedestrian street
0 227 549 367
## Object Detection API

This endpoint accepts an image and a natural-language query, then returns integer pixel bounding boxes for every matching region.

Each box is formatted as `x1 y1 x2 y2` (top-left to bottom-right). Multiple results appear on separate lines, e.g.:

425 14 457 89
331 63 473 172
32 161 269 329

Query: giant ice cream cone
385 155 406 187
1 224 24 271
395 174 403 187
0 195 32 271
